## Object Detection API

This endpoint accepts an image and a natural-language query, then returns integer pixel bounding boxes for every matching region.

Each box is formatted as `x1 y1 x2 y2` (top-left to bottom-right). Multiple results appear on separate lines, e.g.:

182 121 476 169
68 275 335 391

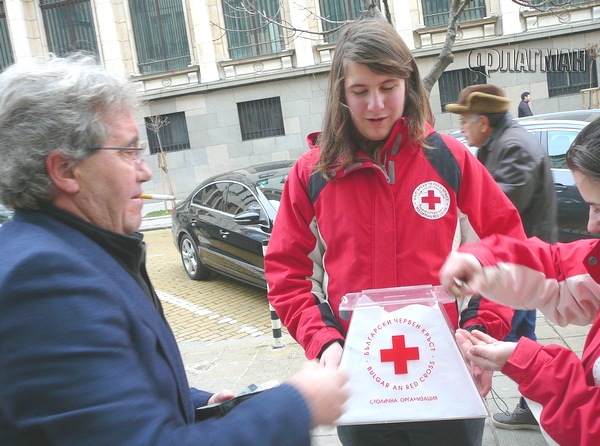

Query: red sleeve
503 338 600 445
264 152 344 359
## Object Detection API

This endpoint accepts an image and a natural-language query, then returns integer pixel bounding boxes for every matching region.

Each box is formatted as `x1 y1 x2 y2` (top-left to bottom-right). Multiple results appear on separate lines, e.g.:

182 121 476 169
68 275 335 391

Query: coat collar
307 119 435 180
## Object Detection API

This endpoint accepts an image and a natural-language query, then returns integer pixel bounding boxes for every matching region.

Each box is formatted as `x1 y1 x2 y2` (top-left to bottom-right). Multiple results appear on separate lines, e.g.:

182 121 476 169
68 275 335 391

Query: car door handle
220 229 229 238
554 184 567 192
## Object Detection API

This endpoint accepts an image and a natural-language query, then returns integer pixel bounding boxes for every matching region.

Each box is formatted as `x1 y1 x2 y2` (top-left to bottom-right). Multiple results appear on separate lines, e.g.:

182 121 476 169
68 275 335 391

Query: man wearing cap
446 84 557 431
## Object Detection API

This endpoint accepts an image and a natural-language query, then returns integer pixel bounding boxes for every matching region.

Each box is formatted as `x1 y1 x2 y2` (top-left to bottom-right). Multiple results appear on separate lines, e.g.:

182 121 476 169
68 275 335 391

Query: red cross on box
380 335 420 375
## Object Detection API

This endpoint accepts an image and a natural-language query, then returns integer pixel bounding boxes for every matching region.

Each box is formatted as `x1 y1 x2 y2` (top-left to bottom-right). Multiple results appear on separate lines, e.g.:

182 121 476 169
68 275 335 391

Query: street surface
143 227 580 445
143 228 285 343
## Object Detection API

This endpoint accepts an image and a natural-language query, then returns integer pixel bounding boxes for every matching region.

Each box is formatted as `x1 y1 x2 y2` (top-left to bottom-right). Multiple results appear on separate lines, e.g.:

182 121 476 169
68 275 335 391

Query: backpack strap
307 132 462 203
423 132 462 196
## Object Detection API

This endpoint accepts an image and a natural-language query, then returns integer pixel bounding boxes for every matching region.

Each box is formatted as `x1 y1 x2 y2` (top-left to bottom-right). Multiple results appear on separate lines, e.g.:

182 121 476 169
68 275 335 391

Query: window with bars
222 0 284 59
128 0 191 75
529 0 591 9
39 0 98 57
546 50 598 97
422 0 486 28
439 67 487 113
145 112 191 154
238 97 285 141
319 0 381 43
0 1 14 71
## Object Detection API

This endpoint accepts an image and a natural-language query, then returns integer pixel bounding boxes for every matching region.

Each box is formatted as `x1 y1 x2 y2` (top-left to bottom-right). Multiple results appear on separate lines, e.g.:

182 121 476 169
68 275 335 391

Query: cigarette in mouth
137 194 175 200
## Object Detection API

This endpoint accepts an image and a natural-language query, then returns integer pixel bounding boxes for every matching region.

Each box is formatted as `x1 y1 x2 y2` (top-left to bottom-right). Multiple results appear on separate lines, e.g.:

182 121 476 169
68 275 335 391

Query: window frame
222 0 284 60
128 0 191 75
0 0 14 71
237 97 285 141
39 0 99 57
145 111 191 154
439 67 487 113
318 0 381 43
422 0 486 28
546 50 598 98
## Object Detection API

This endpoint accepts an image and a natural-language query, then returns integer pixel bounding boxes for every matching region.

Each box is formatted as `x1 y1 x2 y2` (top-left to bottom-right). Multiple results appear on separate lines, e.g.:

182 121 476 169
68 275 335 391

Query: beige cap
445 84 511 114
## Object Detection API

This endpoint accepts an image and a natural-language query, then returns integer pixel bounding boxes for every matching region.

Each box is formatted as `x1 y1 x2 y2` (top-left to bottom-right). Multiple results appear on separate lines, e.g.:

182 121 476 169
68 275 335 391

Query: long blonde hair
317 18 433 178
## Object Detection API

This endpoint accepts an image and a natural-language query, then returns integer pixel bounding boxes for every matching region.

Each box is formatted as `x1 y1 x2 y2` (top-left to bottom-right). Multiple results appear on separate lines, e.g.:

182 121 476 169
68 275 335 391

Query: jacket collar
307 118 435 180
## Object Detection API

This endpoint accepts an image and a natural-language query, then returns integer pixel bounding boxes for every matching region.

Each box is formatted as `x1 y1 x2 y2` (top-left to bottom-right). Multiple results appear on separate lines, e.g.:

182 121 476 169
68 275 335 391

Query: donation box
337 285 488 425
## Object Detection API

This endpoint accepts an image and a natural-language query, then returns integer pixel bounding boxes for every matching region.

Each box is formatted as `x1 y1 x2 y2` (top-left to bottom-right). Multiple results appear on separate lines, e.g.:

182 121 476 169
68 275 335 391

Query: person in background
265 17 526 446
518 91 533 117
0 53 347 446
439 116 600 446
446 84 557 431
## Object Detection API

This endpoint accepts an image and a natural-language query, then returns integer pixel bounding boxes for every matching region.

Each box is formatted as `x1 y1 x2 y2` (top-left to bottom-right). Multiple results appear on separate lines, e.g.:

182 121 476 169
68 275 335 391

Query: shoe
492 401 540 430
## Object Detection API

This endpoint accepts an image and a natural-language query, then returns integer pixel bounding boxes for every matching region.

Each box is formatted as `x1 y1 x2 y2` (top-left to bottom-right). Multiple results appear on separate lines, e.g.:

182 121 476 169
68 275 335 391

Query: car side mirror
234 211 263 225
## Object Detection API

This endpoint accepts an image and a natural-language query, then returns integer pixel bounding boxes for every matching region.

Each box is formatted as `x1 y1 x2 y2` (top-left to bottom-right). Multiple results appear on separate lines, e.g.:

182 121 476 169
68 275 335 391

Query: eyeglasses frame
87 140 148 163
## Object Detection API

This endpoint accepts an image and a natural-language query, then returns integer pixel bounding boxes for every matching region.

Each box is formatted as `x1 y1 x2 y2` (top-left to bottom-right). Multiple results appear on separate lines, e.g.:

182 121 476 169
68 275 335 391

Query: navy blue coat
0 210 311 445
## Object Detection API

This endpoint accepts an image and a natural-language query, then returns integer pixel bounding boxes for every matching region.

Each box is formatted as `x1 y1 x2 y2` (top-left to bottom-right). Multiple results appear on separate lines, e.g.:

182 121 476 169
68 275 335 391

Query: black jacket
518 100 533 117
478 114 558 243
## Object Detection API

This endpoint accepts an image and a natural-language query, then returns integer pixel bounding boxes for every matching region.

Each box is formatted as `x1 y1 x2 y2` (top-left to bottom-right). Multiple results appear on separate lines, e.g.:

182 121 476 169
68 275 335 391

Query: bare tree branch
210 0 585 95
422 0 471 95
146 116 176 209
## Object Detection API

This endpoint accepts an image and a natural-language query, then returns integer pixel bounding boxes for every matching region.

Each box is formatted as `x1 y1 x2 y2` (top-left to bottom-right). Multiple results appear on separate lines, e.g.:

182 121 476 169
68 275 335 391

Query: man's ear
480 115 491 132
46 151 80 195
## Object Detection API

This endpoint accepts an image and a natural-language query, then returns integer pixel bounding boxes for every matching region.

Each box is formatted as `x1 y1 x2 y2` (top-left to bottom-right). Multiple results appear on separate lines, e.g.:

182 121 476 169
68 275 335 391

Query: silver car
450 118 597 242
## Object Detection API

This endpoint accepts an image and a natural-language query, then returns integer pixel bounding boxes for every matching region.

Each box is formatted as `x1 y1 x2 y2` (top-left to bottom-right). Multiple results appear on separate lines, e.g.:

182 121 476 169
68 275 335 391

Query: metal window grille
222 0 284 59
39 0 98 57
238 97 285 141
0 1 14 71
529 0 590 9
129 0 191 75
439 67 487 113
319 0 381 43
145 112 191 154
422 0 486 28
546 50 598 97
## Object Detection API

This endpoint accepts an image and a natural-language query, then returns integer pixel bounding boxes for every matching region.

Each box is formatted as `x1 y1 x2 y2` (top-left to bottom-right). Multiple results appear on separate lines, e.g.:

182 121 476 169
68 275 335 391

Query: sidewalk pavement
140 215 172 231
179 312 590 446
144 217 584 444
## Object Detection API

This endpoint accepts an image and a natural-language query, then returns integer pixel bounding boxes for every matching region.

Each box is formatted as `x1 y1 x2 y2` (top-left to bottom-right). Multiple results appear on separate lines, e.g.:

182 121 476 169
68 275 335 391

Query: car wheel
179 235 210 280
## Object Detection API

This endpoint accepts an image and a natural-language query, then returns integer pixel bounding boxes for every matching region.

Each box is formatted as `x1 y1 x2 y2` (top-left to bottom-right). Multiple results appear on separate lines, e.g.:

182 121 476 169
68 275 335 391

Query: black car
450 118 597 242
171 160 294 289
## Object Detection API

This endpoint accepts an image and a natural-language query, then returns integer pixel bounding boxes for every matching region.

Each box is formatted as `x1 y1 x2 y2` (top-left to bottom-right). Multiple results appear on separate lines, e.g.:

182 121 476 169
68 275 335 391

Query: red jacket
265 119 524 359
460 234 600 445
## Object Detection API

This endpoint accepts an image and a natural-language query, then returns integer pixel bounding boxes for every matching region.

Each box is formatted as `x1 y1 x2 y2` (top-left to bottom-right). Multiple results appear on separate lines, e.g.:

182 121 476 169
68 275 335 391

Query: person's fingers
207 389 235 405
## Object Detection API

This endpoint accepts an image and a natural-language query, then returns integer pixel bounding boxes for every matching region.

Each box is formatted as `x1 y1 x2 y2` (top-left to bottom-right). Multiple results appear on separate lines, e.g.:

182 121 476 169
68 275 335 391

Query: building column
5 0 42 62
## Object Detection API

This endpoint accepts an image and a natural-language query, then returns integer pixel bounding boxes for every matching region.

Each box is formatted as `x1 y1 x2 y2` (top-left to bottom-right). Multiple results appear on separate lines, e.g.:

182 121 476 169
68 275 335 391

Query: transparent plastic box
339 284 455 322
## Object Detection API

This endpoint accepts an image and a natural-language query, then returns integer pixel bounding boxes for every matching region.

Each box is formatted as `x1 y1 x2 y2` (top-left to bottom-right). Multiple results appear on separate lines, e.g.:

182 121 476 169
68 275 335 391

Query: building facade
1 0 599 199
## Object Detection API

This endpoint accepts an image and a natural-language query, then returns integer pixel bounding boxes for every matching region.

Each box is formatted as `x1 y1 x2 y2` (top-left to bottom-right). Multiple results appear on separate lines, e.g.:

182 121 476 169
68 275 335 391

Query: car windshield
255 172 289 211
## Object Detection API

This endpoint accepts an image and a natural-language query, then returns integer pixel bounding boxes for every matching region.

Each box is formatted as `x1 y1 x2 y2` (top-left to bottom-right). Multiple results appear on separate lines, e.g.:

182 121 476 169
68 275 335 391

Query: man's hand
287 360 348 427
462 329 517 371
319 341 343 369
207 389 235 405
456 327 517 389
439 252 484 299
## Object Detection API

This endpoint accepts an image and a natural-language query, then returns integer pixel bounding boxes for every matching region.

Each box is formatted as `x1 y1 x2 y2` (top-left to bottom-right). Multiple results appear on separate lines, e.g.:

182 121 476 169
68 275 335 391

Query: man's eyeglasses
87 141 148 163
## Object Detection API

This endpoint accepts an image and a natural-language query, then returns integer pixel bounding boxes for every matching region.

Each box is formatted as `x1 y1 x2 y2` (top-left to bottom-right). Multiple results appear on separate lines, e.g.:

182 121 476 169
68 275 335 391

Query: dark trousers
337 418 485 446
503 309 537 342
